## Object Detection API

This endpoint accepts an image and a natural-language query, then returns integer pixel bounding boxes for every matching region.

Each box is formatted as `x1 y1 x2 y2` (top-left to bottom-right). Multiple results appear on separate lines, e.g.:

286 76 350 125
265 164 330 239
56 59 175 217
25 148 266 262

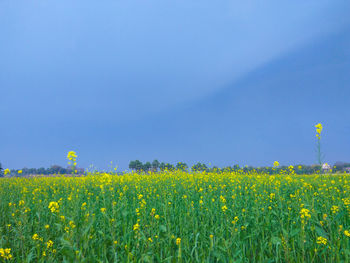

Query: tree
333 161 350 173
129 160 136 170
49 165 65 174
128 160 144 172
151 160 160 172
37 167 46 175
134 160 144 171
159 162 166 171
0 162 3 177
176 162 188 171
192 162 208 172
164 163 175 171
143 162 151 172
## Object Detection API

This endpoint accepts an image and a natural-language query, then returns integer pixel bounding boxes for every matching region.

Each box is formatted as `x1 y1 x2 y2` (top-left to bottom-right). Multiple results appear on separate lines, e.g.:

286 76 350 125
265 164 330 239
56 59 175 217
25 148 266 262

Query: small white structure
322 163 331 171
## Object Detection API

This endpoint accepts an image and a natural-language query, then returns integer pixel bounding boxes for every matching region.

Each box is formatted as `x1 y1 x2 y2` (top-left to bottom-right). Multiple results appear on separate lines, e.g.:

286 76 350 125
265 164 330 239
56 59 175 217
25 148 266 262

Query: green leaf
159 225 167 232
315 226 327 237
271 236 281 245
290 228 300 237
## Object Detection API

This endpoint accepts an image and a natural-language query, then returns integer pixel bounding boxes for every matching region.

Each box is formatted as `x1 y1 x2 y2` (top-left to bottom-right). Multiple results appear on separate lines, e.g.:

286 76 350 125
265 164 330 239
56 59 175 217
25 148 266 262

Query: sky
1 0 350 170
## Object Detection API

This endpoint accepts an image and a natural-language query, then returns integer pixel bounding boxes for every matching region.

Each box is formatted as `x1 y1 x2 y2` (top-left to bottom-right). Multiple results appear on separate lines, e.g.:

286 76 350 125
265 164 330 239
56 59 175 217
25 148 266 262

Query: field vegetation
1 169 349 262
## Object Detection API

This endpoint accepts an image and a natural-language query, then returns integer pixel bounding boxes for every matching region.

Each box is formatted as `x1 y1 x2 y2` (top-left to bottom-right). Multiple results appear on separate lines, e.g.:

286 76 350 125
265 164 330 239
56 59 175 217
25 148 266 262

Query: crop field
1 171 350 262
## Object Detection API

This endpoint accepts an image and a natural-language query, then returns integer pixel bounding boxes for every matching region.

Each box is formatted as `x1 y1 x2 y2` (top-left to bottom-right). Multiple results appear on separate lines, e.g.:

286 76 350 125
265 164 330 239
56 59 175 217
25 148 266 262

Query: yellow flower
209 234 214 239
69 221 76 229
46 240 53 249
154 214 160 220
0 248 12 260
316 236 327 245
113 241 118 245
315 123 323 138
67 151 77 159
18 170 22 174
331 206 339 214
4 169 10 175
133 223 140 231
315 123 323 130
344 230 350 237
273 161 279 167
300 208 311 223
176 238 181 246
48 201 59 213
221 205 228 212
32 234 40 240
45 224 50 229
100 207 106 213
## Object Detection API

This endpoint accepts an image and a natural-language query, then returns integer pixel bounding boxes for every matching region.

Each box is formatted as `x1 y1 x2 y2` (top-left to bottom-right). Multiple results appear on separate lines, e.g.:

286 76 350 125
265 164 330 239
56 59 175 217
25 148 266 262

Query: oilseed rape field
1 170 350 262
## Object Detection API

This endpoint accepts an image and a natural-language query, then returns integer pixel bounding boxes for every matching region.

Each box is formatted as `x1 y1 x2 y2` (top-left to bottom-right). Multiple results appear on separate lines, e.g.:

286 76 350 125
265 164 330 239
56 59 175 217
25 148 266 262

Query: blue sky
1 0 350 170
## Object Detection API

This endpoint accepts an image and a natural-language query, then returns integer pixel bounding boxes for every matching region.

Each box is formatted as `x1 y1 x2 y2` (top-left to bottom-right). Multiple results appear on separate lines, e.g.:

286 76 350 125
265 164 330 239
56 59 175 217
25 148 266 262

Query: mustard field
1 171 350 262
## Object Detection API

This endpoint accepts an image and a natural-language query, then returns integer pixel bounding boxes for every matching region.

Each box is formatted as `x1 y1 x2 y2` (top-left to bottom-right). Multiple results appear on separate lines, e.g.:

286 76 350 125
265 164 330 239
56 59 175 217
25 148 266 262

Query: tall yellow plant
315 123 323 165
67 151 78 174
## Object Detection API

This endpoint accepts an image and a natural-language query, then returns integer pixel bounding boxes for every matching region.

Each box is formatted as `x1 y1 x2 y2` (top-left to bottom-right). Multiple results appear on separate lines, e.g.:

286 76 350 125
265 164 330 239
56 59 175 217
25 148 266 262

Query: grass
0 170 349 262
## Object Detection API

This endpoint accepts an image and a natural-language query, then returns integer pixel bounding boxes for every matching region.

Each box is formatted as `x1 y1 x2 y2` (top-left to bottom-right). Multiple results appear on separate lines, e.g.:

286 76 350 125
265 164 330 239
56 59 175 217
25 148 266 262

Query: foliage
4 166 84 177
192 162 208 172
176 162 188 171
315 123 324 165
1 170 349 262
67 151 78 174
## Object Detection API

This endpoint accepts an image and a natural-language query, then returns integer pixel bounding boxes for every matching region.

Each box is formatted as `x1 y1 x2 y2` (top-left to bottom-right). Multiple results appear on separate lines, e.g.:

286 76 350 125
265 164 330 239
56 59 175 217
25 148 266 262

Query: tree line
0 164 84 177
128 160 350 174
1 161 350 177
128 160 189 172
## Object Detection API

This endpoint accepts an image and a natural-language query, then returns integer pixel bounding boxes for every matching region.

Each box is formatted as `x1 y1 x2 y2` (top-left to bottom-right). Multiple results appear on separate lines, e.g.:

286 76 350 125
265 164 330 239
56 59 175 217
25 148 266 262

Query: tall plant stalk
315 123 323 165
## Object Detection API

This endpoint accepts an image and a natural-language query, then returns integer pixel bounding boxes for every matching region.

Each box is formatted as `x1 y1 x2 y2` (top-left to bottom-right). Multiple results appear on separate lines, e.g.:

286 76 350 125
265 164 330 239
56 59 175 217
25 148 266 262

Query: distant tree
164 163 175 171
192 162 208 172
333 162 350 173
151 160 160 172
159 162 166 171
129 160 144 172
176 162 188 171
143 162 152 172
37 167 46 175
134 160 144 171
209 166 221 173
76 168 85 174
233 164 240 171
0 162 3 177
129 161 136 171
49 165 64 174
